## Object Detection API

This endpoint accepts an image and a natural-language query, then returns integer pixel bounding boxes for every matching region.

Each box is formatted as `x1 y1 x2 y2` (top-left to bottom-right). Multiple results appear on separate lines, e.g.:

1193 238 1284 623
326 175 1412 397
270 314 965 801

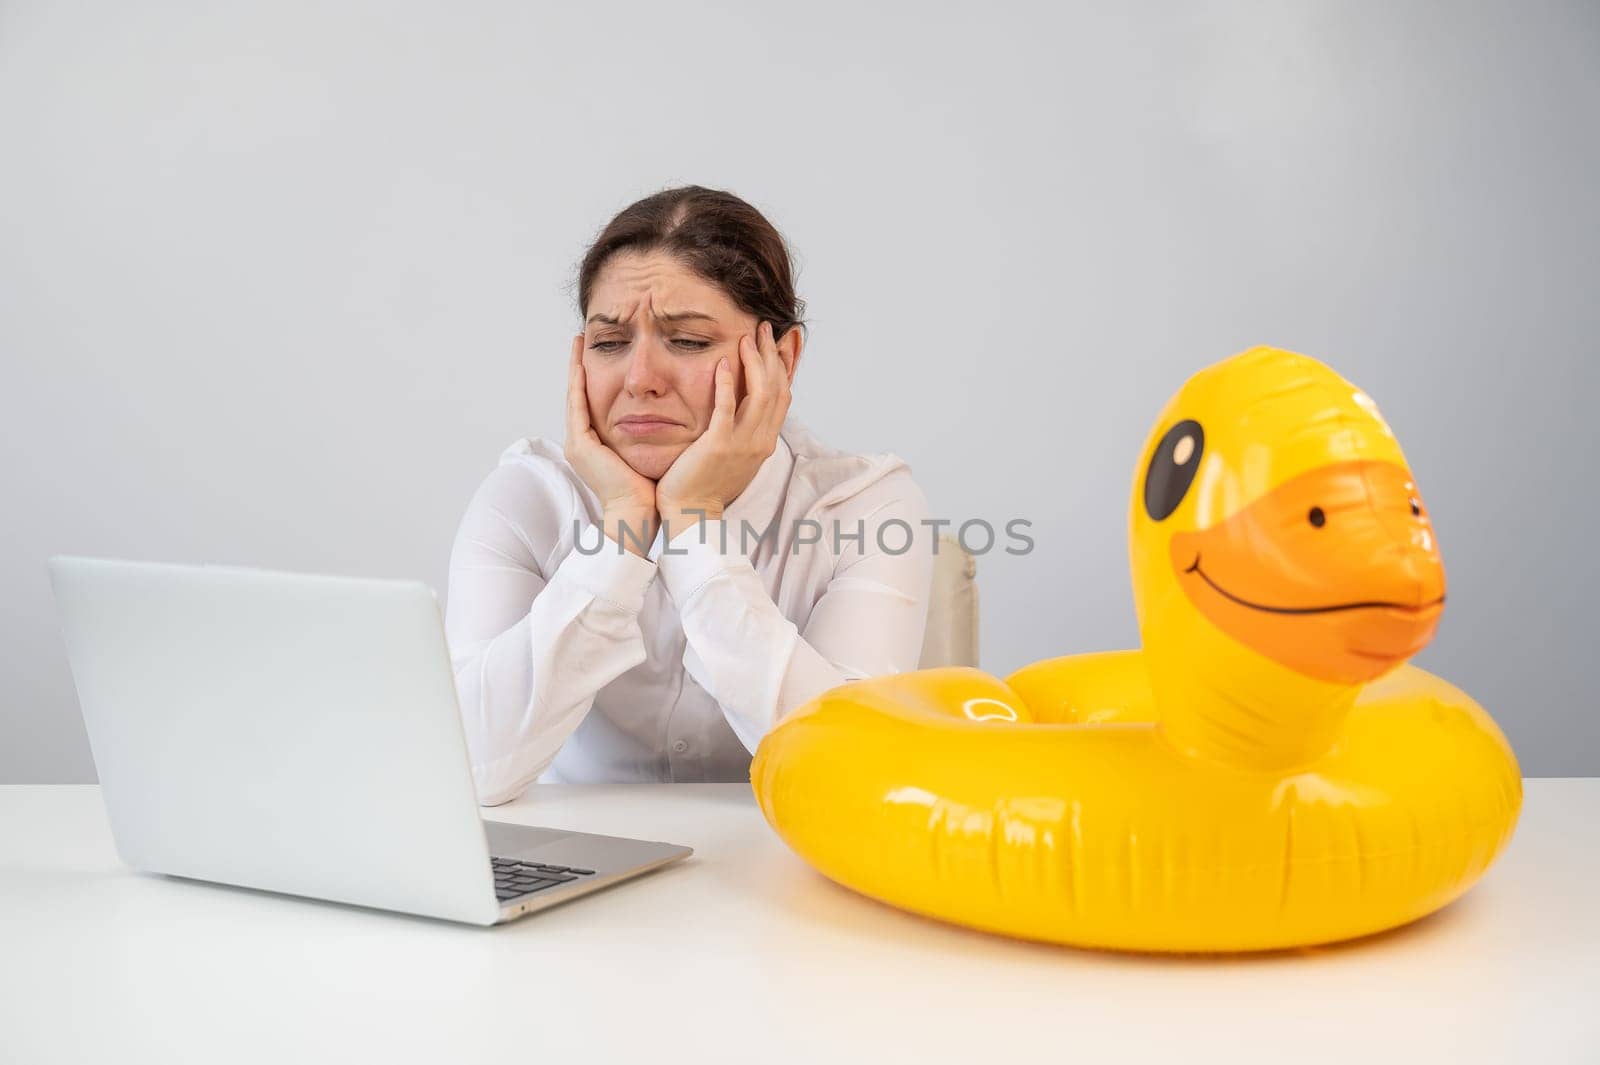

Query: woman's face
580 250 802 480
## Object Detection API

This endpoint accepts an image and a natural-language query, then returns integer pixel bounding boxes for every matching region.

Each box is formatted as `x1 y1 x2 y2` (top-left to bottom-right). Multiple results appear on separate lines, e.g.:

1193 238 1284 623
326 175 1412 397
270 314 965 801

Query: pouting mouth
1184 554 1447 616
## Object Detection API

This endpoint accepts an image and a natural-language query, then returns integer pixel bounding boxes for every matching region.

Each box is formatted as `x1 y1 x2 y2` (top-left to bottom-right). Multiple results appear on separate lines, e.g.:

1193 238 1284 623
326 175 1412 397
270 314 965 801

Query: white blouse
443 413 934 805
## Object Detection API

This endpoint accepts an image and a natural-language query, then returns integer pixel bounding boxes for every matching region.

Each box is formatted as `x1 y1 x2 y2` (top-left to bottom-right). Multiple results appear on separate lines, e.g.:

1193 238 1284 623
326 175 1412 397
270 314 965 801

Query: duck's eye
1143 419 1204 522
1409 498 1422 517
1308 506 1326 528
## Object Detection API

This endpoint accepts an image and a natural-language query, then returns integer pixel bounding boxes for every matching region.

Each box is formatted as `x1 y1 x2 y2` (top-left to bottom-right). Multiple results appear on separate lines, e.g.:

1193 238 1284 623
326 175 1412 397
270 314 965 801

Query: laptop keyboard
491 855 597 903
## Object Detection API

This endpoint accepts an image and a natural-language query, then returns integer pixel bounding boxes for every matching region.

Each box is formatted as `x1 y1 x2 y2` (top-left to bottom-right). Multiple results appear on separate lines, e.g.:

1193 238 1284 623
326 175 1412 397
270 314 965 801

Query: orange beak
1169 460 1446 684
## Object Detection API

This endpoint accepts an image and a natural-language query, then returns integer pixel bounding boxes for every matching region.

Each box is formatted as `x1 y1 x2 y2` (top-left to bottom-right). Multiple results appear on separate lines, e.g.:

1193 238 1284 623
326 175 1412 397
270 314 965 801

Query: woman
445 186 934 804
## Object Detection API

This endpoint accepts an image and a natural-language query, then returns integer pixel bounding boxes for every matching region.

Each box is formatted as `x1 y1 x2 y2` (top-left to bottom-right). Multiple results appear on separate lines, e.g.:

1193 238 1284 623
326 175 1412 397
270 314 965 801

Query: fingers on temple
711 357 736 428
740 334 777 426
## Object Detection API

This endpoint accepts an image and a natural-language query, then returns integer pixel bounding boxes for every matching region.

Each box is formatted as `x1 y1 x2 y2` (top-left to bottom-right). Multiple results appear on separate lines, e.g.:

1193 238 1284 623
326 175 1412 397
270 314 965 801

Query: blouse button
671 740 689 754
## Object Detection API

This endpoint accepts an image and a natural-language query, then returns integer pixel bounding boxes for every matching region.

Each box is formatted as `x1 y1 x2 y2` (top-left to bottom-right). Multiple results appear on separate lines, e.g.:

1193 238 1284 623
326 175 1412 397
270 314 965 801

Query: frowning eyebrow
586 310 717 326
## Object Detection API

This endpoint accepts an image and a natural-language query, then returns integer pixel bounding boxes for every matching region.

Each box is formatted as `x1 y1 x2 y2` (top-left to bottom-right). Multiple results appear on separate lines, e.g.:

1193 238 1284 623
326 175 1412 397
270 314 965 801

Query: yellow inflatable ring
751 347 1522 953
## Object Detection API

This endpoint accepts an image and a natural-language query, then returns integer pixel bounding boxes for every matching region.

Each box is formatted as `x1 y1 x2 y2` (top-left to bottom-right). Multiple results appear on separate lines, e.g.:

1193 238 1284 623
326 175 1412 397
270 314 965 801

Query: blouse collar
723 430 797 532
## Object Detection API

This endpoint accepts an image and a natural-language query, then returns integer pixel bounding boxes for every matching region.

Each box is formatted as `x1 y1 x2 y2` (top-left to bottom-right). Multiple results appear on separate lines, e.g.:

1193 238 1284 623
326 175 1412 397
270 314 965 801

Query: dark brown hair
575 185 807 343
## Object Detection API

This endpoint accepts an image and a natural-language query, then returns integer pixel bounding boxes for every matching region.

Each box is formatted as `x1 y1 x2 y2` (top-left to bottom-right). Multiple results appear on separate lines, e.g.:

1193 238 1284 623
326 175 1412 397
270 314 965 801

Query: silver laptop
47 555 692 926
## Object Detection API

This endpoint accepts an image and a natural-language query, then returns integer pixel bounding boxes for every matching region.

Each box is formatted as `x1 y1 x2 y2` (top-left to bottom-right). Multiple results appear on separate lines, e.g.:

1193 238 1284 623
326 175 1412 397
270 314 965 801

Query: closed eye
590 339 711 353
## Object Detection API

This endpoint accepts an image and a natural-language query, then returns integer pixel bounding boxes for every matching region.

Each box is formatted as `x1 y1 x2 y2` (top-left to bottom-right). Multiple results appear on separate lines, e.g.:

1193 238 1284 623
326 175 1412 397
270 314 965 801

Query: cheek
684 361 725 414
584 361 621 415
693 357 743 404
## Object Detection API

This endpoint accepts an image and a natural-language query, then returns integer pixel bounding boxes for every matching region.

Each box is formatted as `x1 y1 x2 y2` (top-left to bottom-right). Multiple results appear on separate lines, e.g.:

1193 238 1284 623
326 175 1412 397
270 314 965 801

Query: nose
623 334 671 397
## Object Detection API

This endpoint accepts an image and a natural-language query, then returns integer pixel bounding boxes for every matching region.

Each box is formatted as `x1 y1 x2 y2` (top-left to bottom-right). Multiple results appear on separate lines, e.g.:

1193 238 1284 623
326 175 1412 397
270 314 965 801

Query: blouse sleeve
443 461 658 806
655 470 935 752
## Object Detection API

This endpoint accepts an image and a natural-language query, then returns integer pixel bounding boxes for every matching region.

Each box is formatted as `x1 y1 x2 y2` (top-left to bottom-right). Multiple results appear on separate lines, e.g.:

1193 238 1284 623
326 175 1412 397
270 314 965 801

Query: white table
1 780 1595 1063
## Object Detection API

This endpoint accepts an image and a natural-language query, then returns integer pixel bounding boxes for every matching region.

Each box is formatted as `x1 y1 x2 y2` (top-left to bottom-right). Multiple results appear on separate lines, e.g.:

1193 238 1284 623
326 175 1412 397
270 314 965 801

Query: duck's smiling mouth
1164 459 1447 684
1183 555 1447 615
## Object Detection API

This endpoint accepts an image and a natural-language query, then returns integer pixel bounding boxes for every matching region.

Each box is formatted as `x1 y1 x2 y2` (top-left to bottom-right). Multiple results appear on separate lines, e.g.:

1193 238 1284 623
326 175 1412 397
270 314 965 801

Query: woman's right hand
564 334 659 555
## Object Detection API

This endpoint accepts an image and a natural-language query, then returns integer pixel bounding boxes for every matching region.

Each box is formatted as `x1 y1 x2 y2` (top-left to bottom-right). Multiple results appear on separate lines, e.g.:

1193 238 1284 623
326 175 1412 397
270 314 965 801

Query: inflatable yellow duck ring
751 346 1522 953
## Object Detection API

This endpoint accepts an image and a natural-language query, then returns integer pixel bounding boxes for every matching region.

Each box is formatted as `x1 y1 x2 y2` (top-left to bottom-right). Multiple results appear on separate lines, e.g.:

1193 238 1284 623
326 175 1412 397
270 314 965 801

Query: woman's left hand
657 320 792 534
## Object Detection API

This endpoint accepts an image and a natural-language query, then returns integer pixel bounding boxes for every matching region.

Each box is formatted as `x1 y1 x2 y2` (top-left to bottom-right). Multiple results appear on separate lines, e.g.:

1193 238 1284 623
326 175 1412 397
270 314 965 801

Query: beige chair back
918 534 979 668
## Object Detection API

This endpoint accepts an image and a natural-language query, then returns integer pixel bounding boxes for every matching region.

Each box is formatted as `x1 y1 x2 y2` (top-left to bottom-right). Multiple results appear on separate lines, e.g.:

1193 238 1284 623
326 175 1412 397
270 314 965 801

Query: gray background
2 1 1595 781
